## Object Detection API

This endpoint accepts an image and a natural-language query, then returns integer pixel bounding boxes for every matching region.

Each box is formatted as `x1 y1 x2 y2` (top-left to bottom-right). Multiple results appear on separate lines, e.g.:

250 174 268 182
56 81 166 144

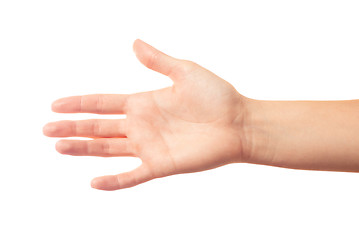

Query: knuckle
174 60 197 77
80 96 85 112
127 140 138 156
119 119 127 136
85 141 91 155
116 172 136 188
122 140 131 155
72 121 78 136
146 50 161 70
101 140 111 156
95 95 104 113
92 120 101 137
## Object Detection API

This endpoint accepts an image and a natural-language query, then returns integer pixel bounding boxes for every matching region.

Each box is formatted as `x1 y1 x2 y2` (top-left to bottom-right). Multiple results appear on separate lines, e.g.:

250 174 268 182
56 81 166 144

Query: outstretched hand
43 40 250 190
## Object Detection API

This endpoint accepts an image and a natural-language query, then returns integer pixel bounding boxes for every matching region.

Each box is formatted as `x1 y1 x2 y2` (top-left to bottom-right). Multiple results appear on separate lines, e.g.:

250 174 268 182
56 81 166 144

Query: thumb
91 165 153 191
133 39 183 79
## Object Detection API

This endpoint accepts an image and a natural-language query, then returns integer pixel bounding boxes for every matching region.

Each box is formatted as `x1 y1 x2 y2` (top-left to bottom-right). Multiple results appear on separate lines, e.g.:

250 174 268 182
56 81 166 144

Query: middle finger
43 119 127 138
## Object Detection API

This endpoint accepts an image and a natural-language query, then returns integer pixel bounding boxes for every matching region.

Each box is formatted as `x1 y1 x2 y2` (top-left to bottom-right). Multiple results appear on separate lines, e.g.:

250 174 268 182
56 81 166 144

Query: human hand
43 40 252 190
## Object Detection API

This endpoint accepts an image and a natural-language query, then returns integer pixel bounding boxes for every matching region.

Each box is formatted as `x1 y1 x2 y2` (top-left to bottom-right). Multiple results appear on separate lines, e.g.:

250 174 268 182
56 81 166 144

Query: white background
1 0 358 239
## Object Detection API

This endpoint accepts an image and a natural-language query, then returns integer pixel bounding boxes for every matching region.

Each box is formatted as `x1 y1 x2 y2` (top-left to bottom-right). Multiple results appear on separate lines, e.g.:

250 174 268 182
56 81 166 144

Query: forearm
243 98 359 172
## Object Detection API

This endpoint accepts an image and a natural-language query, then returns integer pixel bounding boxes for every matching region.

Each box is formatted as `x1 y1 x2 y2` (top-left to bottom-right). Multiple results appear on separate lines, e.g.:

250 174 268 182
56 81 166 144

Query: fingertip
133 38 143 49
51 99 63 112
51 96 80 113
55 140 71 154
133 39 145 55
42 122 56 137
132 39 180 78
91 177 101 189
91 176 119 191
132 39 149 61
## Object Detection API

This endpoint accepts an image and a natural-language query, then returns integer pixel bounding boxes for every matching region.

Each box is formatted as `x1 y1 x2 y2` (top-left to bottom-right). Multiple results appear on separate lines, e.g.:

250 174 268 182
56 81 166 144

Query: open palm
44 40 248 190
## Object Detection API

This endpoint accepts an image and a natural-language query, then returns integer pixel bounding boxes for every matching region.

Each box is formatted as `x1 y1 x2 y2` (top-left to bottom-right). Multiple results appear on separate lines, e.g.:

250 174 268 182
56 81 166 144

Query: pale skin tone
43 39 359 191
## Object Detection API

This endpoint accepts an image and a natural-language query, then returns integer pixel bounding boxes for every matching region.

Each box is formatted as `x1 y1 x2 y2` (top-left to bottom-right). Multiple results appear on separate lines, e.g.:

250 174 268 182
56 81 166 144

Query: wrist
237 97 276 165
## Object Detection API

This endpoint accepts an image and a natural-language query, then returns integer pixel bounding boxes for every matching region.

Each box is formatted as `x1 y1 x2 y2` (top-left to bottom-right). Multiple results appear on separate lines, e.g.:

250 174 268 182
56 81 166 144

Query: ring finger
55 138 134 157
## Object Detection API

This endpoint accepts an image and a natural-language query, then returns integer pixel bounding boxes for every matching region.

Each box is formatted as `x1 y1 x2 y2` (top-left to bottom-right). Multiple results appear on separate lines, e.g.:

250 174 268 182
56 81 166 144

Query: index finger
51 94 129 114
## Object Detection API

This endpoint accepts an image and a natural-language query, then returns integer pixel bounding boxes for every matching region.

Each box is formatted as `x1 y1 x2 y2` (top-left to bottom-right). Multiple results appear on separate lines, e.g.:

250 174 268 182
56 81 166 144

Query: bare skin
43 39 359 191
